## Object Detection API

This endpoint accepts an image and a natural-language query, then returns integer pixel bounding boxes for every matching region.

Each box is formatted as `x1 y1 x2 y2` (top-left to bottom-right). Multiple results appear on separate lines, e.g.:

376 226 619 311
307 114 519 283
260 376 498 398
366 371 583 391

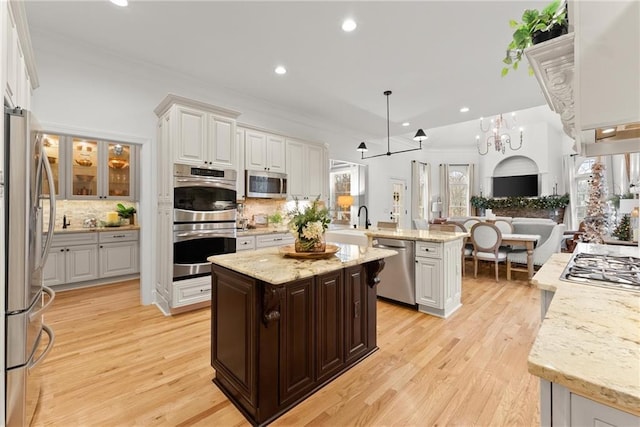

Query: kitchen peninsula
207 244 396 426
530 249 640 425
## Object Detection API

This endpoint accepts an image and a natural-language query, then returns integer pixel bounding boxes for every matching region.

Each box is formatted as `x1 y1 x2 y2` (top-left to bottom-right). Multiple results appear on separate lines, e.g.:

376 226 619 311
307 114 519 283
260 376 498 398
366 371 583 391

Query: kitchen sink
325 229 369 246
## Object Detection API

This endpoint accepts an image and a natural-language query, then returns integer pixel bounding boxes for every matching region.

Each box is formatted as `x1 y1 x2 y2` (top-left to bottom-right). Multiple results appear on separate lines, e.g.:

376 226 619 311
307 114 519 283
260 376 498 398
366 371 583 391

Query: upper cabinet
286 138 328 201
4 0 38 109
245 129 286 173
41 133 138 201
154 94 241 170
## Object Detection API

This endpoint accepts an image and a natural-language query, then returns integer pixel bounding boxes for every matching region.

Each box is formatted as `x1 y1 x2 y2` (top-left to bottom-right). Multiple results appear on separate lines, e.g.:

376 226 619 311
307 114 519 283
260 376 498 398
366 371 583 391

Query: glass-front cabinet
41 132 137 201
42 133 66 198
69 139 136 200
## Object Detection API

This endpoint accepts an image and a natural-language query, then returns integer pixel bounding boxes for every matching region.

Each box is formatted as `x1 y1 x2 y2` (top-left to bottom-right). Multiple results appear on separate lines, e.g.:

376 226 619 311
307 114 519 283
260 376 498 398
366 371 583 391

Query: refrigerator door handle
28 323 55 369
40 144 56 269
29 286 56 321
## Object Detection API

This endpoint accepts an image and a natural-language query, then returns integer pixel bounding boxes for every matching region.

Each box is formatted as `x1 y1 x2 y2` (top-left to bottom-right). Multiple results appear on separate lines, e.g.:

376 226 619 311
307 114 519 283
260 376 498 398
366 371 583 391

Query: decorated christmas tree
582 160 607 243
612 214 631 241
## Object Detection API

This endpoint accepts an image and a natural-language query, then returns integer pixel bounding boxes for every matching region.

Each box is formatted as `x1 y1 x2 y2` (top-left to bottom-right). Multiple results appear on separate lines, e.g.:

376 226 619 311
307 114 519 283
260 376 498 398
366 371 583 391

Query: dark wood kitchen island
207 244 396 426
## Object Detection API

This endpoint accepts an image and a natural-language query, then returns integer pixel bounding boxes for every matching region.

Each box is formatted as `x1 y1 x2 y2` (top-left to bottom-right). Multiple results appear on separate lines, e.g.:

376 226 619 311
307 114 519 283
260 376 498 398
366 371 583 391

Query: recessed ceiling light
342 19 357 32
402 122 410 127
460 107 470 113
602 128 616 134
274 66 287 75
110 0 128 7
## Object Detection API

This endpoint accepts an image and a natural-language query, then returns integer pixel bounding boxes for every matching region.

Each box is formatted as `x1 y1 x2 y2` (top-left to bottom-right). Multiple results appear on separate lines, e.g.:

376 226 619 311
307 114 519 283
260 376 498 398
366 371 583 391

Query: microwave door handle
40 147 56 269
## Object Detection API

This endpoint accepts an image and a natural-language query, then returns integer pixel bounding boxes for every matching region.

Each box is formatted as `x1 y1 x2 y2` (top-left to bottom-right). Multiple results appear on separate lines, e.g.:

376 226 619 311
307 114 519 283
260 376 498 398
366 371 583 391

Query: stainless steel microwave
245 170 287 198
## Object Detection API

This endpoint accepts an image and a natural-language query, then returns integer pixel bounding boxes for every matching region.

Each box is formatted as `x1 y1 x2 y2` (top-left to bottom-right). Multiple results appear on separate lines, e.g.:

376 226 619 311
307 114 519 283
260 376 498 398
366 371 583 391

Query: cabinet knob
66 249 70 252
100 245 104 248
424 248 430 252
60 249 64 252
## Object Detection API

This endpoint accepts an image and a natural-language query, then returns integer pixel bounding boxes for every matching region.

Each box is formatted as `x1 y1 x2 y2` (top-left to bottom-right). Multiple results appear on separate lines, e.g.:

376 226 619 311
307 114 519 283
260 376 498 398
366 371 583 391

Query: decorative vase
294 233 326 253
129 214 135 226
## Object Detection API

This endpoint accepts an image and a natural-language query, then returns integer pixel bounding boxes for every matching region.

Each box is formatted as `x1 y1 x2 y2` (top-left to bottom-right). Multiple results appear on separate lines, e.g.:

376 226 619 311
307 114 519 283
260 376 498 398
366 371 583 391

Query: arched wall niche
493 155 539 177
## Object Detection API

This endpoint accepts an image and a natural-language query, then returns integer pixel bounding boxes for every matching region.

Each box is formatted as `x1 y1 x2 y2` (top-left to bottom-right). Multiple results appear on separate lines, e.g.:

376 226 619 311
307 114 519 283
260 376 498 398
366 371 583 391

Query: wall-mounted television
492 174 539 197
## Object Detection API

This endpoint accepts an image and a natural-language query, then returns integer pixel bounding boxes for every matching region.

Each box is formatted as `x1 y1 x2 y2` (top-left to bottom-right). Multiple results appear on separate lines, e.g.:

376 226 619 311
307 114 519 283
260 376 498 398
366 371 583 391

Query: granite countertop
236 228 290 237
365 228 468 243
52 225 141 233
529 250 640 416
208 244 397 285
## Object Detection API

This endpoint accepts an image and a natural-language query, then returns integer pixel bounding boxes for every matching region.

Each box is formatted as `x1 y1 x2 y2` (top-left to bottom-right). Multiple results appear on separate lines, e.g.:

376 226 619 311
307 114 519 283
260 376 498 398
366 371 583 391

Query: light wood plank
33 265 541 426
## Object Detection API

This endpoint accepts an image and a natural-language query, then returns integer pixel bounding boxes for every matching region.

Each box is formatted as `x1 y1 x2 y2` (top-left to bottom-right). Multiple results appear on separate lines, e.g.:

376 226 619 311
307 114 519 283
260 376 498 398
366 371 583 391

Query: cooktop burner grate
560 253 640 292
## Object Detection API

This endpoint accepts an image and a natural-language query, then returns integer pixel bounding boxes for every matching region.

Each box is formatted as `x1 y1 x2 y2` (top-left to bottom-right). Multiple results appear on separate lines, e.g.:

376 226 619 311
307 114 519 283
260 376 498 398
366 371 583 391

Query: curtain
411 161 431 226
440 164 450 217
562 154 577 230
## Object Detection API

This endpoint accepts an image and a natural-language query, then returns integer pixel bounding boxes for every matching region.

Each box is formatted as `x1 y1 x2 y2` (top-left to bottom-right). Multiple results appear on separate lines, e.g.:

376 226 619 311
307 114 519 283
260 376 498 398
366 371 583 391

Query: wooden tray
278 244 340 259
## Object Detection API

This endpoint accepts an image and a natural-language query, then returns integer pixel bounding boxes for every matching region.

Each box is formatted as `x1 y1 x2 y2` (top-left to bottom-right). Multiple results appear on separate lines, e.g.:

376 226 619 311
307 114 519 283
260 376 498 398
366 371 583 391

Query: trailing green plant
502 0 568 77
470 194 570 210
116 203 136 218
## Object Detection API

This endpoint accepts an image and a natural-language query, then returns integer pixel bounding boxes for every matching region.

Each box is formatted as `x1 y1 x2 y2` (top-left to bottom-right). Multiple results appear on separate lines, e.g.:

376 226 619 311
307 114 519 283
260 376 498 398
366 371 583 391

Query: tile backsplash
43 200 139 229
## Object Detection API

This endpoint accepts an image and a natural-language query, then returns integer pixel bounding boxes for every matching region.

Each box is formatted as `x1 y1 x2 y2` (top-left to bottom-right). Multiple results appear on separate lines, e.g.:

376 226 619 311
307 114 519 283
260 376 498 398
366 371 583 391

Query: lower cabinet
255 232 294 248
415 239 463 318
44 230 139 288
173 275 211 308
211 261 380 426
541 380 639 426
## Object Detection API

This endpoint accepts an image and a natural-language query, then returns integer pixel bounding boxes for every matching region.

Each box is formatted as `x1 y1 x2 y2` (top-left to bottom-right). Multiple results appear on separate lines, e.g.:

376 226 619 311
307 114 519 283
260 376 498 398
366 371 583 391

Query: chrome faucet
357 205 371 229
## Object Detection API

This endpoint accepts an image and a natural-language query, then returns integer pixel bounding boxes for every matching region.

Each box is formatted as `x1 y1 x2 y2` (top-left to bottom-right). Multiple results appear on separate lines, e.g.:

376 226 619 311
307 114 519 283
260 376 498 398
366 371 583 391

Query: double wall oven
173 164 237 281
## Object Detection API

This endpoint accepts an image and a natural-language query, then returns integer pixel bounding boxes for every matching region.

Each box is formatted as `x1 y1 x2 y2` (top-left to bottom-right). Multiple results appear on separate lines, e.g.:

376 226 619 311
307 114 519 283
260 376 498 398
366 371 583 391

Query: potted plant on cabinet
116 203 137 225
502 0 568 76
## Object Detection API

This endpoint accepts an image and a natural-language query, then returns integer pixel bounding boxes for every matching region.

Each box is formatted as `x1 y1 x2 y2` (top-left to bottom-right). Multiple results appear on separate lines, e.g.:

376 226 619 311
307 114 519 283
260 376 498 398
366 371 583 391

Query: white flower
301 221 324 241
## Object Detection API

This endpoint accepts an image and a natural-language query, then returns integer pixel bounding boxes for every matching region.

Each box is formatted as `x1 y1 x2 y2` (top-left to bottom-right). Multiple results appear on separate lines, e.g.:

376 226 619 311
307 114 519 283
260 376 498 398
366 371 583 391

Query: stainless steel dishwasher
373 238 416 306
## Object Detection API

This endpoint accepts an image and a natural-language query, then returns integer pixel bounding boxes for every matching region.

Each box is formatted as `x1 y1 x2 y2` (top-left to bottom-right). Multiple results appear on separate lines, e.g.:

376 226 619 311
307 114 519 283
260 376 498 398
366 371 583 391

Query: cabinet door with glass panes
41 133 67 199
68 138 136 201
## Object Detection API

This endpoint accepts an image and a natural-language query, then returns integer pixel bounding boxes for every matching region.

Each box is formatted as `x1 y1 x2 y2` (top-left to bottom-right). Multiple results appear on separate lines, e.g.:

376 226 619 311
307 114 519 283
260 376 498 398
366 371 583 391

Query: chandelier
356 90 427 160
476 113 523 155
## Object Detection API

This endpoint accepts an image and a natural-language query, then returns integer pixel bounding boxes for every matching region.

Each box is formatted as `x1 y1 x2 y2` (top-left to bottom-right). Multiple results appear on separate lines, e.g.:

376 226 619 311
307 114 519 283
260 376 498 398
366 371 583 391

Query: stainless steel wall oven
173 164 237 281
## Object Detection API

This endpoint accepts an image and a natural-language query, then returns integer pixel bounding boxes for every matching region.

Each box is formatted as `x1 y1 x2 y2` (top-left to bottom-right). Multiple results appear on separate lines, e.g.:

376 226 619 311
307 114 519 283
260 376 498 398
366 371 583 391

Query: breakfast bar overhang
207 244 396 426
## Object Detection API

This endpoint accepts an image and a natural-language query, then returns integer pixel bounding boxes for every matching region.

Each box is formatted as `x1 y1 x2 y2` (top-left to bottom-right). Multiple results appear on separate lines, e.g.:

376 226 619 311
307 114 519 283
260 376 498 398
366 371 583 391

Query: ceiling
24 1 554 149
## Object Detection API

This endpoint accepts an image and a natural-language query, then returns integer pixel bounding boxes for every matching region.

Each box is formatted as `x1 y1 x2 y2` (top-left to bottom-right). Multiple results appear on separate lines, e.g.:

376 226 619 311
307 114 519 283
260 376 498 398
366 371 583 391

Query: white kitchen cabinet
414 240 462 318
245 129 286 173
155 208 172 313
173 275 211 308
4 0 37 110
286 138 327 201
574 0 640 131
98 230 139 278
541 380 639 427
67 138 138 201
236 235 256 251
255 232 294 248
44 232 99 287
236 128 246 198
154 94 241 171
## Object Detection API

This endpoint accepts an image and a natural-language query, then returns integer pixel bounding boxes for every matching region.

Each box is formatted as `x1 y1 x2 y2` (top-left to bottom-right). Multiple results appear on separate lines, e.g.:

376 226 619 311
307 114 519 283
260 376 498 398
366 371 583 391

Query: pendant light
357 90 426 159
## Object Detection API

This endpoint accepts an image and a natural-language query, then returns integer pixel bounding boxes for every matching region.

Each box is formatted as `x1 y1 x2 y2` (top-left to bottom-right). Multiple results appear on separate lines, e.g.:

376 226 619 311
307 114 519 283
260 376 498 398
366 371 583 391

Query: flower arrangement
288 197 331 252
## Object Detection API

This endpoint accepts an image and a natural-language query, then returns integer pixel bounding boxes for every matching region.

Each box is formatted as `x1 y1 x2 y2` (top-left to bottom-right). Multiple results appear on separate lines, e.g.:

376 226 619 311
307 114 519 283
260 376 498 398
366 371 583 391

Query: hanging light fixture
476 113 523 155
357 90 426 159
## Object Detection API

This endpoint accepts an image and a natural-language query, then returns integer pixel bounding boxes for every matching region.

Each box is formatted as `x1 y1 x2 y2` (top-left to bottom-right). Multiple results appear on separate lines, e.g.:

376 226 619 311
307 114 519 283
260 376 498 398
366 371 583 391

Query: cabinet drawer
99 230 139 243
173 276 211 307
255 233 294 248
51 232 98 247
415 241 442 259
236 236 256 251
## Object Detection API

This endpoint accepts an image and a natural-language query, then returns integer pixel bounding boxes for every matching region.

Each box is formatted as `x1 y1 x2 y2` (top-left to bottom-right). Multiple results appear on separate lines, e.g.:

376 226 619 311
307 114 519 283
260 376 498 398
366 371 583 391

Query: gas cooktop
560 252 640 293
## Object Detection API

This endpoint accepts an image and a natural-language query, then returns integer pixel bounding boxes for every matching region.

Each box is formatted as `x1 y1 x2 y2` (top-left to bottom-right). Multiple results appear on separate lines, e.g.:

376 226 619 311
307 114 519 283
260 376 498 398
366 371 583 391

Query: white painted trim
39 121 149 145
153 93 241 119
238 121 327 148
9 0 39 89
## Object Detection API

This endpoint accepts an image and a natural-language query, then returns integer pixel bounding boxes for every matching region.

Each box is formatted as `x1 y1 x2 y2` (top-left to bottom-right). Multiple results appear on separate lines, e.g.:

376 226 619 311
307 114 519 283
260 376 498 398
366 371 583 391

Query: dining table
502 233 541 280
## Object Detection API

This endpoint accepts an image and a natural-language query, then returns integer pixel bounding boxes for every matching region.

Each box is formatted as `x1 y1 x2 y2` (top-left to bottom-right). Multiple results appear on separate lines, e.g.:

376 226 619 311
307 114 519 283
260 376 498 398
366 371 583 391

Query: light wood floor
33 263 541 426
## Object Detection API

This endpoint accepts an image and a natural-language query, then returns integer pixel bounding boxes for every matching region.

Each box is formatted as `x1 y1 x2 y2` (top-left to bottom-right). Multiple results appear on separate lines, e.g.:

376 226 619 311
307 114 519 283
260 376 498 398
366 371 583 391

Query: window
448 169 470 217
328 160 366 225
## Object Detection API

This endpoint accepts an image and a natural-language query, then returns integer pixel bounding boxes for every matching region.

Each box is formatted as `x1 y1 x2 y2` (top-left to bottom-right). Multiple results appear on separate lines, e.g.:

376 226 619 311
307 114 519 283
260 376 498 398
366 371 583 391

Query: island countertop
365 228 467 243
530 251 640 415
208 244 396 285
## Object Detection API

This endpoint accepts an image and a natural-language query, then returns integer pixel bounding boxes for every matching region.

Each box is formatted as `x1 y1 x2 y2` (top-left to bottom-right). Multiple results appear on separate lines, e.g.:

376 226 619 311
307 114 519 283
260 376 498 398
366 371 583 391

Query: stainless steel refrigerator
4 107 56 426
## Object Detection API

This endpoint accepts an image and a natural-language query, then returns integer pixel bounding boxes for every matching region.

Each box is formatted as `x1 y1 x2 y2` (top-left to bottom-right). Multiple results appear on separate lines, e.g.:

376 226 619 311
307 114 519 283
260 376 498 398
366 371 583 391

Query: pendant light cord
386 91 391 155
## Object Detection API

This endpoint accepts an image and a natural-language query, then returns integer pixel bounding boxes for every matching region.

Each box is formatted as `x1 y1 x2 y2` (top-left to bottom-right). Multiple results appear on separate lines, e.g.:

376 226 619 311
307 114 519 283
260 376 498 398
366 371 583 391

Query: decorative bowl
75 158 92 167
75 174 94 182
108 158 129 169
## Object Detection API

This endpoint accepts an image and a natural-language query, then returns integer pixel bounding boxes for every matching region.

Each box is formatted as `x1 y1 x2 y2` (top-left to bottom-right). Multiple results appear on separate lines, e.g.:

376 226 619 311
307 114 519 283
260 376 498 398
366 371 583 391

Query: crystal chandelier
476 113 523 155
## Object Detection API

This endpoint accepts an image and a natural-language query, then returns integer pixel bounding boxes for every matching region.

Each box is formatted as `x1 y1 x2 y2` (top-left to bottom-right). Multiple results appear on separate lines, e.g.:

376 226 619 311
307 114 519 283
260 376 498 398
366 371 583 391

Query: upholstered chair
470 222 508 282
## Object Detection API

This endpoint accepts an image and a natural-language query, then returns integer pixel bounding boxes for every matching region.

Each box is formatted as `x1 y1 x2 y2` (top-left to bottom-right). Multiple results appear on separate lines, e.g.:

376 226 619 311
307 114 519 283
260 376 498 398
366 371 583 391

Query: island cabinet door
316 270 345 383
279 277 315 407
344 265 368 364
210 267 258 414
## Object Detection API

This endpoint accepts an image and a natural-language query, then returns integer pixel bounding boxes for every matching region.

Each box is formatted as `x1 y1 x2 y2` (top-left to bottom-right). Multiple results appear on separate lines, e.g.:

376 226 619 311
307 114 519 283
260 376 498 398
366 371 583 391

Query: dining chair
428 224 456 232
493 219 513 235
463 218 480 233
470 222 508 282
444 221 470 276
377 221 398 229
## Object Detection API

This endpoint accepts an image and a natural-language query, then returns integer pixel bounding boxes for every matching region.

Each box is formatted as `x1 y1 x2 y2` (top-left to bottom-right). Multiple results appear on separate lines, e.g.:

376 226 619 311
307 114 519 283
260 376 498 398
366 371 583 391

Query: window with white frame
448 166 470 217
